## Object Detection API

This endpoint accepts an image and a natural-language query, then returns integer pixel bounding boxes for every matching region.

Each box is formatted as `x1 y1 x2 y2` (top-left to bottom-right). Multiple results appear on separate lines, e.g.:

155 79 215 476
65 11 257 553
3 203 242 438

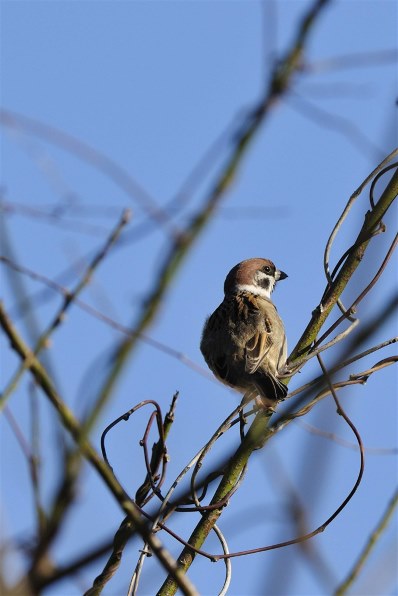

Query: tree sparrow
200 258 288 409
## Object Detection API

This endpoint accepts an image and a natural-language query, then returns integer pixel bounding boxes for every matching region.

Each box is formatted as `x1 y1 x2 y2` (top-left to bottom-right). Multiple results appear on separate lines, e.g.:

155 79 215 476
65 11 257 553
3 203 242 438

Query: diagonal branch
0 302 198 596
335 488 398 595
157 158 397 594
92 0 335 419
288 165 398 364
0 209 131 411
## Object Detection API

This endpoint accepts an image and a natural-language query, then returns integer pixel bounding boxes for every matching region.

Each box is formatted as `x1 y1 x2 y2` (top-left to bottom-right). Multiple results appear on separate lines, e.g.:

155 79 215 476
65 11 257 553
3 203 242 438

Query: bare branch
296 420 398 455
0 255 213 381
0 209 131 411
0 302 198 596
288 162 398 364
335 488 398 595
0 109 177 236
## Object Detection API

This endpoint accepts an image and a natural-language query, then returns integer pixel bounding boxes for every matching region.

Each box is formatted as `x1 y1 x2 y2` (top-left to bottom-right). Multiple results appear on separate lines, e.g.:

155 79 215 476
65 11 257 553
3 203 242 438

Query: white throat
236 283 273 300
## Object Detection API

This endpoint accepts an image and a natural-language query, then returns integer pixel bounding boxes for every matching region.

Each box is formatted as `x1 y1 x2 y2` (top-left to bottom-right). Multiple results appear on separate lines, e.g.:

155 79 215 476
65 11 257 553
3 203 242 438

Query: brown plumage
200 258 288 408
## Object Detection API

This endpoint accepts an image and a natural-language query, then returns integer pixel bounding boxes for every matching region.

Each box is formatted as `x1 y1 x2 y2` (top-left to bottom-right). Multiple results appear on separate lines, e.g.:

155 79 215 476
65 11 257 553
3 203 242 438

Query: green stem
92 0 334 420
158 412 272 596
335 489 398 595
0 302 197 596
289 167 398 364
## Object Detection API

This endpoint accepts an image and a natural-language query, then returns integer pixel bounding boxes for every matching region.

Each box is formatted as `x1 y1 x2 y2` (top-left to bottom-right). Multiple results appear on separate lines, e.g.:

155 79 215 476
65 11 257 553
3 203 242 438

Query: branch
0 255 212 380
156 155 397 592
0 302 198 596
0 208 131 411
91 0 335 422
335 488 398 595
158 410 274 595
85 396 179 595
0 109 176 235
288 164 398 364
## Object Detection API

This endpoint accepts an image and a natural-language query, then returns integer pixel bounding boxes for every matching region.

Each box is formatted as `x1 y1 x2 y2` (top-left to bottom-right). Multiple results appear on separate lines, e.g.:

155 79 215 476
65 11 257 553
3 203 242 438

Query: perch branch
288 165 398 364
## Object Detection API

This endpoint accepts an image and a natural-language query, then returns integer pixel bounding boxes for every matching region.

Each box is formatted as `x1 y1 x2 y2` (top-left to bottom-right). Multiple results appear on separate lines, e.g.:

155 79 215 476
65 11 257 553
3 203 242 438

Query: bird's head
224 258 287 299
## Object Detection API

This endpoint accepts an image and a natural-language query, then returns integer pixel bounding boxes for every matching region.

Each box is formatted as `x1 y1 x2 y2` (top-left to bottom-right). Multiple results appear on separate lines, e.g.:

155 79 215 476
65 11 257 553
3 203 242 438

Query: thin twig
281 318 359 377
274 357 398 434
349 356 398 380
94 395 179 595
90 0 336 454
0 302 198 596
190 402 246 511
0 109 177 236
314 232 398 350
213 523 232 596
288 164 398 364
303 49 398 73
285 336 397 401
1 198 115 238
289 92 385 159
322 148 396 316
0 209 131 411
296 419 398 455
0 254 214 381
335 488 398 595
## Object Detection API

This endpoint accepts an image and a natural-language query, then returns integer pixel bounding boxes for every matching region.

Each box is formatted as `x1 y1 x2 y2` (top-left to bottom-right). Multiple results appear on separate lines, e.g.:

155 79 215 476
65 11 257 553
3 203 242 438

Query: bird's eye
263 266 271 274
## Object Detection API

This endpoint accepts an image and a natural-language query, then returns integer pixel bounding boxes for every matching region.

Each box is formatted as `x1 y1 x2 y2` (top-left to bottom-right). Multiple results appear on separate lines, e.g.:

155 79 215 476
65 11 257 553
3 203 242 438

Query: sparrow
200 258 288 409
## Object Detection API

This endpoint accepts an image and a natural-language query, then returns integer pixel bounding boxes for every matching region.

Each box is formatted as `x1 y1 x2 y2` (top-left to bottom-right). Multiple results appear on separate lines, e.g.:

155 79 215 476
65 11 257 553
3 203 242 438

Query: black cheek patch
257 276 271 291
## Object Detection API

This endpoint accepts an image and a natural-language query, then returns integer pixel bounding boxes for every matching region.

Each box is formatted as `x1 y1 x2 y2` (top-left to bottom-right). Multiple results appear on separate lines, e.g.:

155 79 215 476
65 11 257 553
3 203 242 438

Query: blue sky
1 1 397 595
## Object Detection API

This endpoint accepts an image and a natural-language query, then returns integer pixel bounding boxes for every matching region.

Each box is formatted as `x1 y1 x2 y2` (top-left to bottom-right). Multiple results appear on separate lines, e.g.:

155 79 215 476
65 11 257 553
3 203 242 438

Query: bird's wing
200 303 231 382
244 315 274 374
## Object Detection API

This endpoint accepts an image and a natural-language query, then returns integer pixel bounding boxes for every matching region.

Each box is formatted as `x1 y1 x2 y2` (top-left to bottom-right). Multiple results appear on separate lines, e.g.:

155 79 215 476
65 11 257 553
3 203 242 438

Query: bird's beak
276 269 288 281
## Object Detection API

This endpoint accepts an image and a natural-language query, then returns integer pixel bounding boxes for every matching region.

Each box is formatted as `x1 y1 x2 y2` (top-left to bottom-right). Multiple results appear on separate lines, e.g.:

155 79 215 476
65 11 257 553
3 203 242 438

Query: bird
200 258 288 409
